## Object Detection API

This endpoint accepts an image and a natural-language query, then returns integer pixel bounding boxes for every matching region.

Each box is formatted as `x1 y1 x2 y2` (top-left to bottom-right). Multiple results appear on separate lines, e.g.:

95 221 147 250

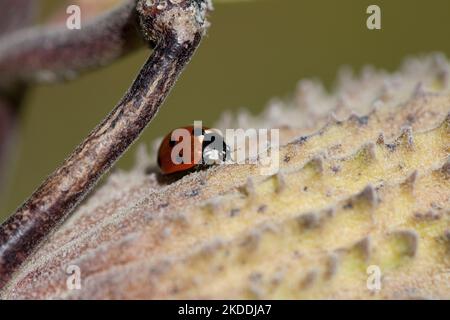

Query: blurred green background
2 0 450 218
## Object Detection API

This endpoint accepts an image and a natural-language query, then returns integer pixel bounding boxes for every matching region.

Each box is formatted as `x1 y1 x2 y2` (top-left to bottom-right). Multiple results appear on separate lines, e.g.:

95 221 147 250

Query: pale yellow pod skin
1 54 449 299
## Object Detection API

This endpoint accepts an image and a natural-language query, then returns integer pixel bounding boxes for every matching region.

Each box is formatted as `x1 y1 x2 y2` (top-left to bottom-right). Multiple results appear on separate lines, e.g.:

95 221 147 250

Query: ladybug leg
0 0 211 288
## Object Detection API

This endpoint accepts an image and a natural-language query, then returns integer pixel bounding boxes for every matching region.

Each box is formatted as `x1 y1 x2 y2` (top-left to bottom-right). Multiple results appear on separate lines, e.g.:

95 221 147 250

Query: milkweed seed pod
1 54 449 299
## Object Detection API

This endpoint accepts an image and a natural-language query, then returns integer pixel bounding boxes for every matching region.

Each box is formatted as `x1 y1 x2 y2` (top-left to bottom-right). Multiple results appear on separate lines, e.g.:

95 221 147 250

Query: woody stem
0 3 205 289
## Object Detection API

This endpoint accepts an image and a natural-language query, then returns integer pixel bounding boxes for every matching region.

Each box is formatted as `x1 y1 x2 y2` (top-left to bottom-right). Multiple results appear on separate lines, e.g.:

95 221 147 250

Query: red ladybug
157 126 229 175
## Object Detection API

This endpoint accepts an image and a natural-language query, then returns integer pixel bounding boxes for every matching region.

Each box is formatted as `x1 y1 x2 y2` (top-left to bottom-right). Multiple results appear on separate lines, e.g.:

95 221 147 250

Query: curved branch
0 0 143 90
0 0 211 290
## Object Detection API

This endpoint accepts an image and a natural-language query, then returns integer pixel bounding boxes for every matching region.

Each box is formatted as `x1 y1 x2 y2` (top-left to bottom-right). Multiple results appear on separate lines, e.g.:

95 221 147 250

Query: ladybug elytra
157 125 229 174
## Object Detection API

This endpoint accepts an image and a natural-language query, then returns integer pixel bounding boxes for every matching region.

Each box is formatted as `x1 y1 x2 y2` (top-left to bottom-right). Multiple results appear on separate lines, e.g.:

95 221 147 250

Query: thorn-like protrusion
293 135 309 145
240 230 261 253
240 223 278 254
411 82 426 99
324 252 340 279
440 157 450 179
443 230 450 254
351 184 379 209
205 197 224 214
335 94 350 114
295 79 323 111
297 212 321 229
353 236 372 262
300 269 319 289
444 112 450 128
398 126 415 149
413 209 441 221
348 112 369 126
247 272 264 299
365 142 377 160
270 270 285 287
390 230 419 258
243 177 256 197
378 82 395 102
275 172 286 193
438 69 449 89
306 155 324 174
432 53 450 88
198 238 225 259
357 142 377 162
401 170 418 192
445 230 450 240
325 207 337 218
328 112 341 125
385 126 415 152
376 133 386 145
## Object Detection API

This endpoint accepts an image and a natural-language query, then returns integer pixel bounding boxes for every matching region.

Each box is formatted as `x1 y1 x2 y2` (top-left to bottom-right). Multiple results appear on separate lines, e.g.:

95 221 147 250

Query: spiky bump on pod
1 54 450 299
137 0 212 45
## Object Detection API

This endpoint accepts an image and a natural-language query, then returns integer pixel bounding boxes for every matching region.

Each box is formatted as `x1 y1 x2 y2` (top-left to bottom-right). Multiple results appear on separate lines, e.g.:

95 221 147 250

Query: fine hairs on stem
0 0 212 289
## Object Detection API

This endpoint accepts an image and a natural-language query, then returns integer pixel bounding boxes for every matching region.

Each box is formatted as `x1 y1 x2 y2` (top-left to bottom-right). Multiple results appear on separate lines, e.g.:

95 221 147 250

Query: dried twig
0 1 140 195
0 0 142 89
0 0 211 289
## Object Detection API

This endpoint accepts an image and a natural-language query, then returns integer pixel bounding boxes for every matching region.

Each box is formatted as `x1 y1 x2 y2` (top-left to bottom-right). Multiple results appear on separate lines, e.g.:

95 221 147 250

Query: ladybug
157 126 230 175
